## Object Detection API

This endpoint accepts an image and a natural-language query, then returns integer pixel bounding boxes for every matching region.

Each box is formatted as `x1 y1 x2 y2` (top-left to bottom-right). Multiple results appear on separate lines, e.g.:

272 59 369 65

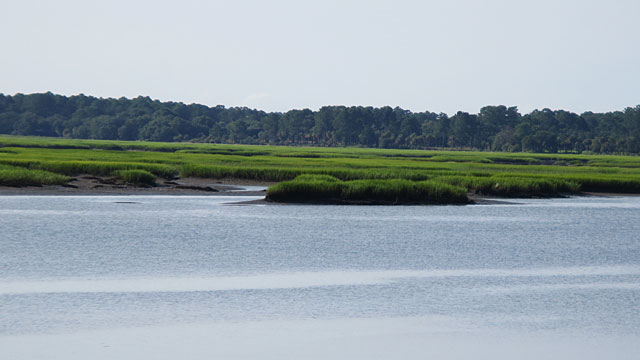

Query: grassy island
266 175 470 205
1 135 640 204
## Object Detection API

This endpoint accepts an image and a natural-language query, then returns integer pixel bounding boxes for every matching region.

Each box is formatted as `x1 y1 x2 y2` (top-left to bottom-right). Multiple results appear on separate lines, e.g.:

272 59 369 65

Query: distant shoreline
1 177 637 206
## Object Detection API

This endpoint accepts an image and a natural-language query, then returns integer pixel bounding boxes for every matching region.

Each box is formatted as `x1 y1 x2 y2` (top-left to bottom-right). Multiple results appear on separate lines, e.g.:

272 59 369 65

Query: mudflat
0 176 272 196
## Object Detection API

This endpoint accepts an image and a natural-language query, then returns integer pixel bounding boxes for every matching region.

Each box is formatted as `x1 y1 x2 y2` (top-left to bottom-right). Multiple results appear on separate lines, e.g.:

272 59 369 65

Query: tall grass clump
114 169 157 186
266 175 344 202
266 175 469 205
487 177 580 197
414 180 469 203
0 165 70 187
554 174 640 193
341 179 467 204
434 175 581 197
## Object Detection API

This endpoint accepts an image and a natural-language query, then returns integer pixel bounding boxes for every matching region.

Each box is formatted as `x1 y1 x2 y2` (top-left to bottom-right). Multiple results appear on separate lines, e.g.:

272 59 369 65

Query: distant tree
449 112 478 147
13 112 53 136
359 125 377 147
0 92 638 154
138 116 183 142
0 112 17 134
227 119 248 143
89 115 121 140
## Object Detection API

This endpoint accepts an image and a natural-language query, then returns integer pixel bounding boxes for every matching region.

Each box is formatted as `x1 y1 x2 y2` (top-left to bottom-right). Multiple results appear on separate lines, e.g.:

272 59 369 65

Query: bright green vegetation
0 163 69 187
432 175 581 197
114 169 156 186
1 135 640 203
266 175 469 204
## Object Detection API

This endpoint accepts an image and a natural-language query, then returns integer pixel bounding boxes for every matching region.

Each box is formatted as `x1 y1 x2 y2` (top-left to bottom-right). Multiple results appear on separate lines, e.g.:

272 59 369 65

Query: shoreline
0 176 273 197
1 177 638 204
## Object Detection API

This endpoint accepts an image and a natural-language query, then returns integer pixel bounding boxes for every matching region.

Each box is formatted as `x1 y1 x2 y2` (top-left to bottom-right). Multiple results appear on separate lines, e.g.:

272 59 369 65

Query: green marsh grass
1 135 640 201
0 164 69 187
114 169 157 186
433 175 581 197
266 175 469 205
36 161 177 178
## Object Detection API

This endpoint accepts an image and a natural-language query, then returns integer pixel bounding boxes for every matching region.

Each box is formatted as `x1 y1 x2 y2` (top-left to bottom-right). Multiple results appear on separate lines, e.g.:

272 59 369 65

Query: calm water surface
1 195 639 359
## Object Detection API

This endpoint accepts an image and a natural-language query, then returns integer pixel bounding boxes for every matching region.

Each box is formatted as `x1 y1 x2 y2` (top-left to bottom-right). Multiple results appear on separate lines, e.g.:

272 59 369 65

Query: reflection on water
1 195 639 359
3 265 640 294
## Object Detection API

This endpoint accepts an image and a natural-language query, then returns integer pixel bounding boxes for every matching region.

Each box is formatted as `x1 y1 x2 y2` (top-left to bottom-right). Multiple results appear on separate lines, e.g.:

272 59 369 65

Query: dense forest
1 92 639 154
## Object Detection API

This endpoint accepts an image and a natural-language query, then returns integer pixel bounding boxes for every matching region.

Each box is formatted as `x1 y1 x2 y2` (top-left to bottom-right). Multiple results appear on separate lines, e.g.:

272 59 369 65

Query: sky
1 0 639 115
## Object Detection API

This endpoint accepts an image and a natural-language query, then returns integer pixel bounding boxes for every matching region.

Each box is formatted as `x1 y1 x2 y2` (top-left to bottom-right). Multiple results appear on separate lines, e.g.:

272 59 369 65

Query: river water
1 195 639 359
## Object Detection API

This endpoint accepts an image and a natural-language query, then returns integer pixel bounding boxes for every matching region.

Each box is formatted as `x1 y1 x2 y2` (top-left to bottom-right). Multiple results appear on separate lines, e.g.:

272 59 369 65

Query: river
1 195 639 359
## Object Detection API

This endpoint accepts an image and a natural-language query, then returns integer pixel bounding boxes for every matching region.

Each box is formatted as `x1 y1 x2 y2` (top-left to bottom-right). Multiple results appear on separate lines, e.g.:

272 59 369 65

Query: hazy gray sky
1 0 638 114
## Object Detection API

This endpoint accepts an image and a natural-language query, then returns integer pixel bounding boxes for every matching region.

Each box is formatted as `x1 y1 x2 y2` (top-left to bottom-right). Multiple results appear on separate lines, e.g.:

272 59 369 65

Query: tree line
1 92 639 154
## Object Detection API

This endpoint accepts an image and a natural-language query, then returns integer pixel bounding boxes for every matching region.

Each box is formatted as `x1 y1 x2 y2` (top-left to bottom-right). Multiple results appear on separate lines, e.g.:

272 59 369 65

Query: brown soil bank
0 176 270 196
